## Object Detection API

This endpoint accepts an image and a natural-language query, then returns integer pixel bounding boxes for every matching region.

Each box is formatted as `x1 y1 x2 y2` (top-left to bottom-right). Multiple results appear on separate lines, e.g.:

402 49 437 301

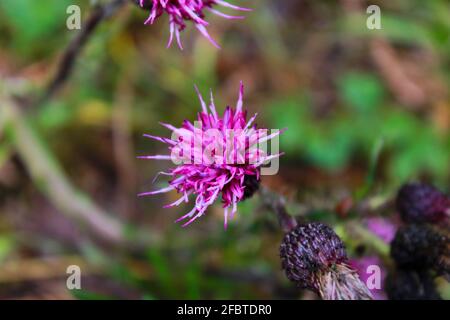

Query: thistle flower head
139 0 251 49
396 182 450 224
390 224 449 277
280 222 373 300
139 82 284 228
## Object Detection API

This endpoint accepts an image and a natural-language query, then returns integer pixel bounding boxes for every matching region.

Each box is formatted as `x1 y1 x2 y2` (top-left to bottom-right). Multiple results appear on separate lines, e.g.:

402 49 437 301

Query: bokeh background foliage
0 0 449 299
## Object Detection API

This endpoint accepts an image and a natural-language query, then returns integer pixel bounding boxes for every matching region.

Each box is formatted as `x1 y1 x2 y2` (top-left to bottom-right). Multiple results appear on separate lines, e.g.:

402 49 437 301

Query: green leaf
35 101 73 130
305 126 352 170
0 236 14 262
356 138 384 199
0 143 12 169
0 0 74 55
146 248 176 297
267 96 309 152
339 72 385 113
185 263 201 299
71 290 112 300
389 128 450 182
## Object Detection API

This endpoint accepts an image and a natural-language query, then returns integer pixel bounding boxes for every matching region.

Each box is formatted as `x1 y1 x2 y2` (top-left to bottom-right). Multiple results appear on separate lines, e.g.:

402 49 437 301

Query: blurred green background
0 0 449 299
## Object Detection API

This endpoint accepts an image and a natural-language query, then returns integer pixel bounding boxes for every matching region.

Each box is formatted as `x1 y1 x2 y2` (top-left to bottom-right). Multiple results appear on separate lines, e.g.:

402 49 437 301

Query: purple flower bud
391 224 449 277
280 222 373 300
396 182 450 224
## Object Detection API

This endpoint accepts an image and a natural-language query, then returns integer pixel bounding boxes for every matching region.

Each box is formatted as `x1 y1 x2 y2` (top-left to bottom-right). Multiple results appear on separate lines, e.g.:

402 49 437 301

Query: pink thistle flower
139 0 251 49
139 82 285 228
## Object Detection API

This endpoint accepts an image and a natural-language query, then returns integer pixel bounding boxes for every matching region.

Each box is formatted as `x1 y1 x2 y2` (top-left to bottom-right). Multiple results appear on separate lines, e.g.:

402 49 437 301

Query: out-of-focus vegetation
0 0 448 299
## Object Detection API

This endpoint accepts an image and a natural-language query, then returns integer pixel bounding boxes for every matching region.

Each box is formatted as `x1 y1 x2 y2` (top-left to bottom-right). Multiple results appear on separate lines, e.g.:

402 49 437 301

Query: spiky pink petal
139 0 251 48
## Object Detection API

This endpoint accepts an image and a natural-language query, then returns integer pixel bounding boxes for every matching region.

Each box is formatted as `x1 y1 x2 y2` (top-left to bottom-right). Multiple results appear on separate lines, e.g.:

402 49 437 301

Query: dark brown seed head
391 224 449 276
396 183 449 224
280 222 347 292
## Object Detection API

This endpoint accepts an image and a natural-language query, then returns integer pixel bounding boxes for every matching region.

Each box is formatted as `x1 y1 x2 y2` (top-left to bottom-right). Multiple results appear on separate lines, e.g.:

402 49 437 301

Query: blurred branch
2 94 158 249
0 0 158 251
0 256 94 283
370 38 426 109
259 185 298 233
112 76 137 218
2 99 127 244
38 0 128 105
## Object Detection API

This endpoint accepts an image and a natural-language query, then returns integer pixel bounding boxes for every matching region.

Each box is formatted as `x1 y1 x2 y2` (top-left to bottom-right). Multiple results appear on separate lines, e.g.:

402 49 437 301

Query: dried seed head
396 183 449 224
391 224 449 277
280 222 372 300
280 222 347 291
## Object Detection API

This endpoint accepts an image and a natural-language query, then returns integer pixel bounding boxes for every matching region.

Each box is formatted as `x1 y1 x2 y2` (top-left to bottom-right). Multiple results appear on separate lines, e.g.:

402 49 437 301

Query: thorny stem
259 185 298 233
